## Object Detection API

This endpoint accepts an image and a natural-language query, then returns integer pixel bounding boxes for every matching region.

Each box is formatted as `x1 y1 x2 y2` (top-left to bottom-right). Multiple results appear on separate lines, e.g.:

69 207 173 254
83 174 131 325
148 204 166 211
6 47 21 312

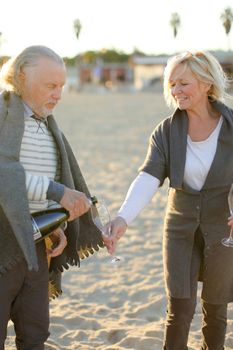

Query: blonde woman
105 51 233 349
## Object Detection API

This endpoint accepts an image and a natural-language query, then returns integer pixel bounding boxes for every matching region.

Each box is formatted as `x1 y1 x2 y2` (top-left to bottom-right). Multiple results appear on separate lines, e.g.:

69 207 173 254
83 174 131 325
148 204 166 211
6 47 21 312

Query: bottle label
31 216 42 241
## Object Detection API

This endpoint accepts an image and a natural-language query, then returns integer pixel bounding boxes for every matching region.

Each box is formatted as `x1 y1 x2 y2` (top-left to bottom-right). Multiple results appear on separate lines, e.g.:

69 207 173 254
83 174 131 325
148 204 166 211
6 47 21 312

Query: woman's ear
206 83 214 97
205 82 212 93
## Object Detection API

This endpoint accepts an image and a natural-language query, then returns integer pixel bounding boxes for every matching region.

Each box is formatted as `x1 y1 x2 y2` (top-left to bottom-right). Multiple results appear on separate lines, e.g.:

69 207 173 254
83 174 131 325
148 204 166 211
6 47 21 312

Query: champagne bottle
32 196 98 243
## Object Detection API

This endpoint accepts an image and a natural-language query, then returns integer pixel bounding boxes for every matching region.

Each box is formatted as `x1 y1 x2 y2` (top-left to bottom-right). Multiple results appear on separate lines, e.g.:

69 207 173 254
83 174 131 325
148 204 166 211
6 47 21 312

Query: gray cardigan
0 91 103 297
140 100 233 304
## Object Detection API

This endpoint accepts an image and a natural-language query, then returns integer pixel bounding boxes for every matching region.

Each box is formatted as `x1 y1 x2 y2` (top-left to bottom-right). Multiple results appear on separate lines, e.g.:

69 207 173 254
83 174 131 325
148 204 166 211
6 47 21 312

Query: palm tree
73 19 82 40
170 12 181 39
73 19 82 89
220 7 233 51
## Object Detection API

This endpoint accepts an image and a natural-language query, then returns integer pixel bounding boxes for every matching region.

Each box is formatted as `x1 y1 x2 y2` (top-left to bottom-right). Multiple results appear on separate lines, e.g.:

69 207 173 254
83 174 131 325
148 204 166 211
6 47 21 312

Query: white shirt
183 116 223 191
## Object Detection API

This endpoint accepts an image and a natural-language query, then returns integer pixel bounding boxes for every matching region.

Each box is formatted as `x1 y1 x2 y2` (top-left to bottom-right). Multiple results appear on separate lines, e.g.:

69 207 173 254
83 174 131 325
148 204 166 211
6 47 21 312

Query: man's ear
18 71 25 82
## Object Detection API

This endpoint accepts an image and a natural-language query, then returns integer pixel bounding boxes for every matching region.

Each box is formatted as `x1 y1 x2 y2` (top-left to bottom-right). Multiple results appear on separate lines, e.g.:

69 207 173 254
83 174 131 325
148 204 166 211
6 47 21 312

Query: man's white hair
0 45 65 95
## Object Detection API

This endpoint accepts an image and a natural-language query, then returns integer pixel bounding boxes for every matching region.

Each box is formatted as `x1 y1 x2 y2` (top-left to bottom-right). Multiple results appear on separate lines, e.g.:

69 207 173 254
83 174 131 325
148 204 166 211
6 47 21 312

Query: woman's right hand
103 216 127 255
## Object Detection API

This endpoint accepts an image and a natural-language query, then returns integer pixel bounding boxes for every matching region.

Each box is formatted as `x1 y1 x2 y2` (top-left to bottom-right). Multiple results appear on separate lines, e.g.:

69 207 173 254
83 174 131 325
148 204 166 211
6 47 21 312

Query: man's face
20 57 66 118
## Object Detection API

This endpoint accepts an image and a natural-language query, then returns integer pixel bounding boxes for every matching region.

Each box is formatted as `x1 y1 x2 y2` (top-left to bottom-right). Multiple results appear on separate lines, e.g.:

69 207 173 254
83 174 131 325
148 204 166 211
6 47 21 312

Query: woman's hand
103 216 127 255
46 227 67 257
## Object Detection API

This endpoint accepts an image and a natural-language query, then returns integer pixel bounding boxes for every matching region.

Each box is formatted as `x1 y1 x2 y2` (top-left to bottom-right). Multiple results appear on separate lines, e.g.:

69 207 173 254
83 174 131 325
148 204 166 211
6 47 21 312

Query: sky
0 0 233 58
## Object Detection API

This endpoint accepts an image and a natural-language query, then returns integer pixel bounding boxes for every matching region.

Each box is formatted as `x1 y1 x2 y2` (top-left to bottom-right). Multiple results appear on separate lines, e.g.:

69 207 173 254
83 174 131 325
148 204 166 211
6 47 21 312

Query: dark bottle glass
31 196 97 243
91 195 98 205
32 208 69 243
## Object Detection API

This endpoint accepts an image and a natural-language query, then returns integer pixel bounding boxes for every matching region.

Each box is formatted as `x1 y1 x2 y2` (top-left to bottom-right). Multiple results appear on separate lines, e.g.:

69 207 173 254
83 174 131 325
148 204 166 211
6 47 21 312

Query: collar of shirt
23 102 48 121
23 102 48 127
23 102 34 120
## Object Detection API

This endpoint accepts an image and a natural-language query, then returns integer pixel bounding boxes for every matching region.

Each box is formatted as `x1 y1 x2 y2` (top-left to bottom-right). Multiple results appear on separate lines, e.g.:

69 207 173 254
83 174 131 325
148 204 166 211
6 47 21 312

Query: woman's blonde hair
163 51 231 108
0 45 64 95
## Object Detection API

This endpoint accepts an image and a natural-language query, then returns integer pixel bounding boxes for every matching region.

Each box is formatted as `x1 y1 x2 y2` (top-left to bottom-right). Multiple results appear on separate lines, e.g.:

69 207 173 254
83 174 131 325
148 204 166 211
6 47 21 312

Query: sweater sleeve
25 172 50 202
25 172 64 203
117 171 160 225
139 120 169 185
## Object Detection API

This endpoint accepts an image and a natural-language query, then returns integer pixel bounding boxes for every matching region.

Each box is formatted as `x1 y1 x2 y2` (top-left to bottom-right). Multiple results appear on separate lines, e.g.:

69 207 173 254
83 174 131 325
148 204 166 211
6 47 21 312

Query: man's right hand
60 187 91 221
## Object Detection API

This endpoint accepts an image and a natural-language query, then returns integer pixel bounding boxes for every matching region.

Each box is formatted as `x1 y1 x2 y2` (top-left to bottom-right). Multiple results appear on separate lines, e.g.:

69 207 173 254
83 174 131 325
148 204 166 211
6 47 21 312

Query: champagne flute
221 184 233 247
90 197 123 266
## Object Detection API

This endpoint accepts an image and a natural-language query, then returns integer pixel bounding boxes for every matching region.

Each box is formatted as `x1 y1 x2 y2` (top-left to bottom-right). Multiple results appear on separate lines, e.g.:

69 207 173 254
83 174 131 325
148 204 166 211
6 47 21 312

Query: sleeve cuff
46 180 65 203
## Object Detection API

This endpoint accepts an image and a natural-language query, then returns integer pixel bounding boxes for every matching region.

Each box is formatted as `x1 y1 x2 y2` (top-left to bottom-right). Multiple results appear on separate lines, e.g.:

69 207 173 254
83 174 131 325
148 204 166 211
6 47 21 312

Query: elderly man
0 46 102 350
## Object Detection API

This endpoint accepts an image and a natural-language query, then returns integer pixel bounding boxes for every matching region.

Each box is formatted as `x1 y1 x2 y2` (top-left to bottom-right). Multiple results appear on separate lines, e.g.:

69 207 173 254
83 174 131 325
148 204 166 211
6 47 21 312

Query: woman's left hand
46 227 67 257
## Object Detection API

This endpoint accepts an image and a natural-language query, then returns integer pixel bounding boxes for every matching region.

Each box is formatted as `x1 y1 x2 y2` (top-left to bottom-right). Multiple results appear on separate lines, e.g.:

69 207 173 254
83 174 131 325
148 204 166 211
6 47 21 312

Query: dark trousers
163 229 227 350
0 242 50 350
163 297 227 350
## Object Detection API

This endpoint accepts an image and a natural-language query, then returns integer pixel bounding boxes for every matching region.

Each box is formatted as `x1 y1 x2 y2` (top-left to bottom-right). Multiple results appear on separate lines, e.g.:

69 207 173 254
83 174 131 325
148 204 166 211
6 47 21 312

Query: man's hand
46 227 67 258
60 187 91 221
103 216 127 255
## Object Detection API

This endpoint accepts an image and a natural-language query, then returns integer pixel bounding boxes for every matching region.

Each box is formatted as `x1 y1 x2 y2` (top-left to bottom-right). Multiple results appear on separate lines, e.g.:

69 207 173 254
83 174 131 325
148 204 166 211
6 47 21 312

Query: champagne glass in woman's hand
221 184 233 247
104 216 127 255
90 198 124 265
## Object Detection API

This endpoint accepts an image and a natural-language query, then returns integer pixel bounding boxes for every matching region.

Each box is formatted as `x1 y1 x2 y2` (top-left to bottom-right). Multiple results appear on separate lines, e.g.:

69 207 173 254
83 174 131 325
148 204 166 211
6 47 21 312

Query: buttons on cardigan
196 205 201 223
204 245 211 260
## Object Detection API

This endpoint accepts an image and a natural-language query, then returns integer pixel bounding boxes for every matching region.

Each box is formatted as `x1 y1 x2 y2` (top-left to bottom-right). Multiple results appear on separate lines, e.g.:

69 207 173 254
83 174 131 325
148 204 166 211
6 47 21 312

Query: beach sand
6 91 233 349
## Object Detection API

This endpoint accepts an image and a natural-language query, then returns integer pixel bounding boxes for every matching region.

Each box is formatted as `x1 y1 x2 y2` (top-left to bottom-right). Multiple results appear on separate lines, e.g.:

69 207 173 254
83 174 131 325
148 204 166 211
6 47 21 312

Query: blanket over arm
0 91 104 298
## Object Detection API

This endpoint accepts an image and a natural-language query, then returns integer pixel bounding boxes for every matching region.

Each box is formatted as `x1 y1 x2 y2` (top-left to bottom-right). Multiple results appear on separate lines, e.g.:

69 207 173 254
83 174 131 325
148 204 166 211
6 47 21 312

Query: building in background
130 55 168 91
65 51 233 92
131 51 233 92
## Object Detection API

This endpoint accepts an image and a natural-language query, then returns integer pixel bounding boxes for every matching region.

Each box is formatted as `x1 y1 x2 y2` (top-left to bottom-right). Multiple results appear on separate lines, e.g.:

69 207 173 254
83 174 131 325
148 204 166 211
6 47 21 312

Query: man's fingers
47 228 67 257
60 188 91 220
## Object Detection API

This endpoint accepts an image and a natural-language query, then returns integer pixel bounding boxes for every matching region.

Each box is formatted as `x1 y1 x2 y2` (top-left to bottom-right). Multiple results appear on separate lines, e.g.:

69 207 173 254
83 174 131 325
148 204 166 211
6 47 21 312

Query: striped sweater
20 112 61 213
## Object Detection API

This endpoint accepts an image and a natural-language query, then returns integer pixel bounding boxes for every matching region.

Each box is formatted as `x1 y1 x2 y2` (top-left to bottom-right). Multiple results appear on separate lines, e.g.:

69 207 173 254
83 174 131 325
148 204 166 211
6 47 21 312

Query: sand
5 91 233 349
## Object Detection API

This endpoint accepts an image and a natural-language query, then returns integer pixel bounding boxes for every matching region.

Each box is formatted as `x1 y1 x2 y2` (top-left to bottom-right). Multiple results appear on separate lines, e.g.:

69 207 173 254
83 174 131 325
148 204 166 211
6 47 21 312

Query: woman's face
168 64 210 111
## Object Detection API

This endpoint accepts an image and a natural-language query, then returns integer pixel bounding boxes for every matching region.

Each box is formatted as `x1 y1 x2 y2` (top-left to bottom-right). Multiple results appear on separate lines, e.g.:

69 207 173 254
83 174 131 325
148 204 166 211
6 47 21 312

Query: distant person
104 51 233 349
0 45 102 350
